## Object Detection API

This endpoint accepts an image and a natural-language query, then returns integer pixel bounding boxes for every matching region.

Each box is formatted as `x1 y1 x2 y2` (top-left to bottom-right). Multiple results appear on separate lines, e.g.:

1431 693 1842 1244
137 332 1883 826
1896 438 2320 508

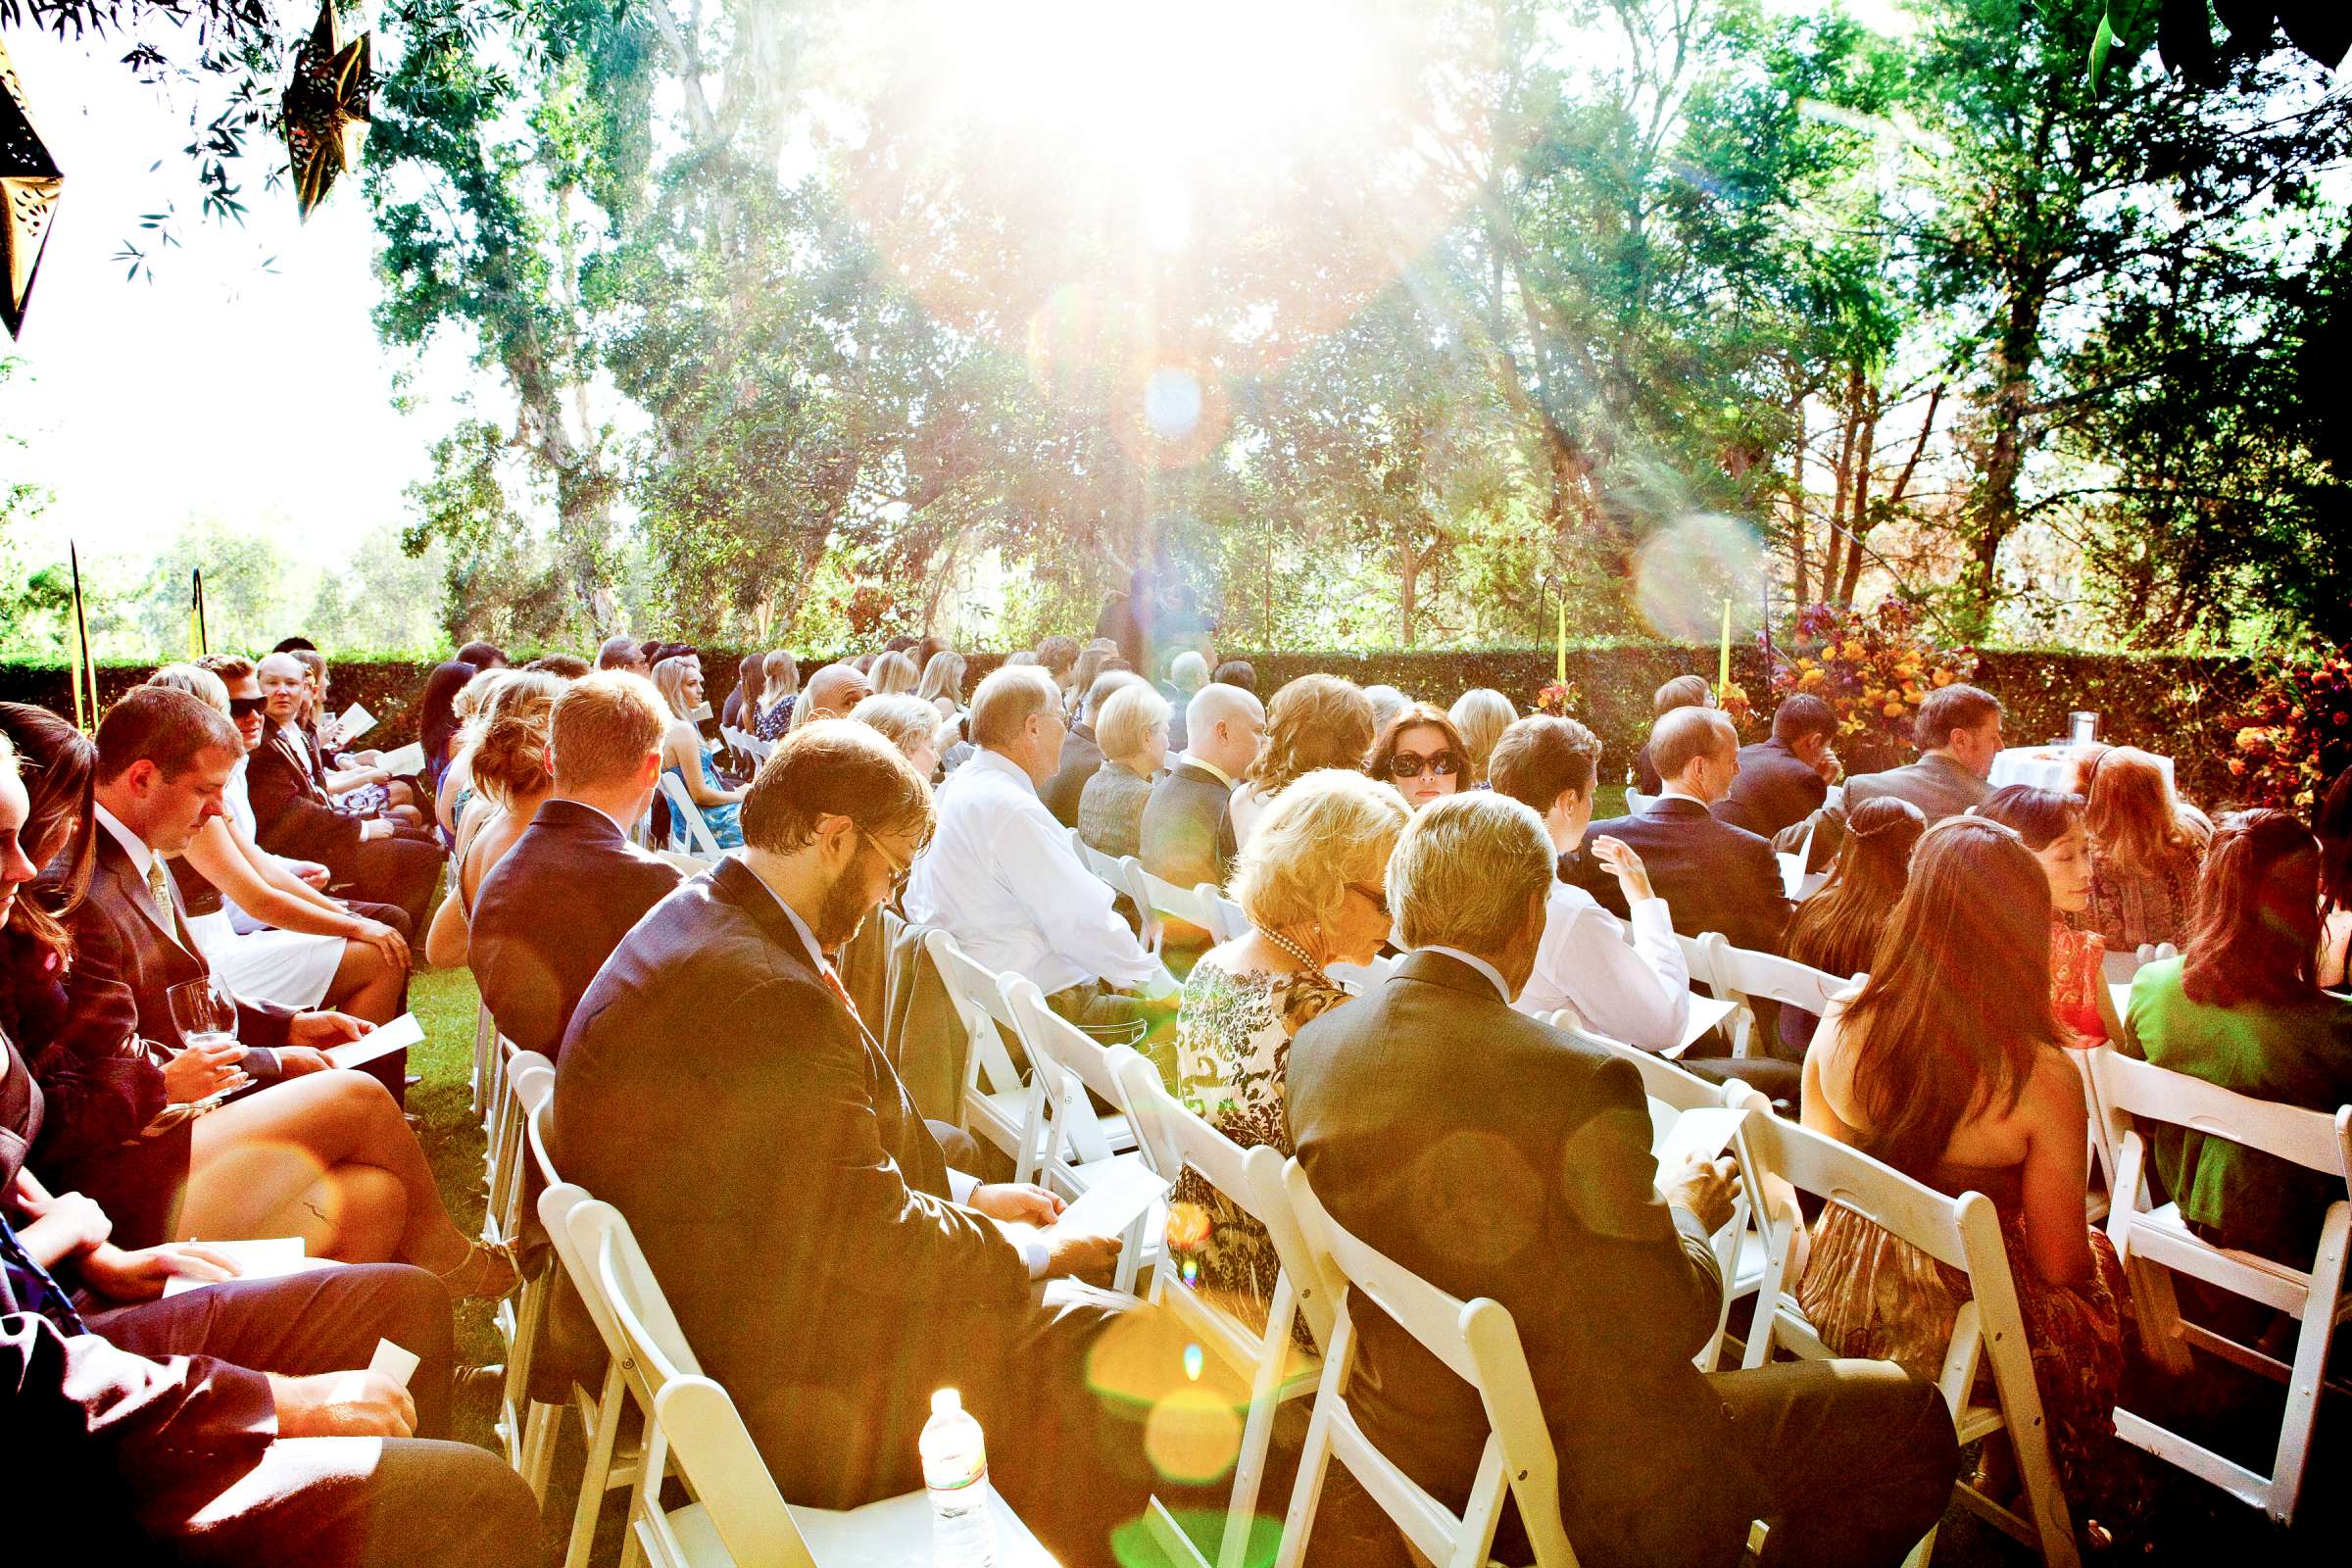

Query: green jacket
2126 957 2352 1267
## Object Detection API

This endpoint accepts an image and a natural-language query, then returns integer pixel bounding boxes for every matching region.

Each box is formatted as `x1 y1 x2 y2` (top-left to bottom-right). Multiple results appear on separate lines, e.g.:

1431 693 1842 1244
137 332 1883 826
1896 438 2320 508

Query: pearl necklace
1256 925 1332 985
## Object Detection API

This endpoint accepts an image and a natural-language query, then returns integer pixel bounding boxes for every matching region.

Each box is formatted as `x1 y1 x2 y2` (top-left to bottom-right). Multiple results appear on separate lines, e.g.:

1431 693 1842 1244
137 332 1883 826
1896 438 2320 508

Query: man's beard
810 863 875 953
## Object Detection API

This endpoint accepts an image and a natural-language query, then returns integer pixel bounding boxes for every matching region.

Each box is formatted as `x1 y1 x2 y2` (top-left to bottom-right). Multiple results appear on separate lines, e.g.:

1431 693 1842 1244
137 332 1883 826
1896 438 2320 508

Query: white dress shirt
94 802 156 881
1513 882 1690 1053
904 750 1162 997
1417 945 1513 1004
739 851 1051 1279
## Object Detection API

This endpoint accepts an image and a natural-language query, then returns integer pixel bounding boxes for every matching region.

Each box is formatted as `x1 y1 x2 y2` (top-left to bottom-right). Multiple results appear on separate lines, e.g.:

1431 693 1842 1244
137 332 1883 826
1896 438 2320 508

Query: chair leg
2267 1211 2350 1522
519 1399 562 1502
565 1364 626 1568
1271 1398 1337 1568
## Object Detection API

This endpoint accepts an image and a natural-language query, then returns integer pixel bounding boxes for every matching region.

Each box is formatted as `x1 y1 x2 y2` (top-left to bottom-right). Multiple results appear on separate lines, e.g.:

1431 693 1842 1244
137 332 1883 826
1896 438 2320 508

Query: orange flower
1165 1201 1213 1251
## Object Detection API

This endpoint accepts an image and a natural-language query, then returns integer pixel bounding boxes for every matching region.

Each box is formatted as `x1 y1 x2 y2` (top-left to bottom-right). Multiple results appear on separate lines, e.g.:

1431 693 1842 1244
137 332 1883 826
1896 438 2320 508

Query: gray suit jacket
1843 752 1988 824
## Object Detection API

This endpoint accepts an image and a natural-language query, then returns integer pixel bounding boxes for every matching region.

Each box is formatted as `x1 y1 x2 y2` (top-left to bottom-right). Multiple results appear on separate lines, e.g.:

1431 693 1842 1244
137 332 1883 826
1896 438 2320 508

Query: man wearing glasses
554 719 1144 1553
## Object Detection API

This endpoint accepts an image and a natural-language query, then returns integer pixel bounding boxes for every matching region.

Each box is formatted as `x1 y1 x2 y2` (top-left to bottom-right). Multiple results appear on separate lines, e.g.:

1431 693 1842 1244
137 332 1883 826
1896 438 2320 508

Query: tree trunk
1788 382 1810 607
1964 285 2048 637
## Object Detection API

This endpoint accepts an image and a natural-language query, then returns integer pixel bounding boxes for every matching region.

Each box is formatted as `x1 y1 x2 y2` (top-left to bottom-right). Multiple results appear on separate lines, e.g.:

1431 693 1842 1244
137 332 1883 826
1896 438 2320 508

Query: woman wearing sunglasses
1367 703 1470 811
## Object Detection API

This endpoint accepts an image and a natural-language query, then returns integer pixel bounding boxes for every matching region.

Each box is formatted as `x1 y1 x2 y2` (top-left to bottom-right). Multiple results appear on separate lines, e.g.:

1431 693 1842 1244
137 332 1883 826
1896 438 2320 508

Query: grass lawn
407 962 504 1378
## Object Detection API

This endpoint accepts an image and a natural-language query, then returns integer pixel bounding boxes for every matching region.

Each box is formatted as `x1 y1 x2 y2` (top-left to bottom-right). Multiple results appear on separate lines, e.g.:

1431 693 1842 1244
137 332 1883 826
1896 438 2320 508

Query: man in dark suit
1714 693 1839 841
556 721 1161 1552
245 654 443 934
1037 669 1143 828
1572 707 1789 956
1843 682 2003 824
1286 793 1958 1568
471 672 682 1057
1140 680 1263 892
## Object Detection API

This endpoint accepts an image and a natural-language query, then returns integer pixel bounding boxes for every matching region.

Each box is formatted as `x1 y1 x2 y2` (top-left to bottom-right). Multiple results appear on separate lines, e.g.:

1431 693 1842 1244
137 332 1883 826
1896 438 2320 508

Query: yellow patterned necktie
146 857 190 949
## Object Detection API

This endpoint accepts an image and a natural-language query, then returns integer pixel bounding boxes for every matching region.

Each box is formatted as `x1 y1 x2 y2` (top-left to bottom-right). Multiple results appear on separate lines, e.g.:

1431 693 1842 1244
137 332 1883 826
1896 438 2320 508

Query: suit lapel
270 728 325 801
99 835 193 956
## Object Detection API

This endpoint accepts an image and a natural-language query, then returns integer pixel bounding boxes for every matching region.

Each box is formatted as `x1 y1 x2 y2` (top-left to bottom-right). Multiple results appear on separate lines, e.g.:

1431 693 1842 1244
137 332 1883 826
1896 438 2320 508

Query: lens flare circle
1632 514 1767 643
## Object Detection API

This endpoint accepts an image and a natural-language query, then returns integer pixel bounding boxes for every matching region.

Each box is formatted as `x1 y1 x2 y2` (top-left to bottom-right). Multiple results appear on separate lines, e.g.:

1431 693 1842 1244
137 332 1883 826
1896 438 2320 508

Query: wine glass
167 977 250 1099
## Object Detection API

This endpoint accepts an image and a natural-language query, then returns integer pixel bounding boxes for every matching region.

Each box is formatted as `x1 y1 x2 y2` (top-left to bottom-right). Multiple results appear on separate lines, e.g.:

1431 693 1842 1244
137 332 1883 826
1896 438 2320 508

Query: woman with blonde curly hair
869 649 921 697
425 669 564 966
1165 769 1407 1345
654 654 745 849
1228 673 1377 848
2074 745 2209 951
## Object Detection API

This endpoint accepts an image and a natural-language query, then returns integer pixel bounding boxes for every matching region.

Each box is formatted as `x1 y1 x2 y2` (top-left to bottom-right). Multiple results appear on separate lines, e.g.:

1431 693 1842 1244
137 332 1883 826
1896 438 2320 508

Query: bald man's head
256 653 310 726
1185 681 1266 781
793 663 873 731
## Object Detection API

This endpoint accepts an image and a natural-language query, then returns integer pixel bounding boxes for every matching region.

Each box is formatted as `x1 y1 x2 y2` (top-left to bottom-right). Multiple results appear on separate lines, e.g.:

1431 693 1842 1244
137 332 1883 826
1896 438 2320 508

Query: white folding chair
537 1181 651 1568
1001 977 1154 1287
564 1198 1057 1568
1776 818 1817 903
1740 1113 2081 1568
1205 890 1249 946
1272 1158 1584 1568
1548 1016 1771 1371
1115 1054 1324 1568
653 849 710 875
2100 941 2178 989
485 1052 554 1250
660 770 726 860
1118 855 1168 956
490 1065 557 1476
1699 933 1854 1061
1659 930 1742 1056
470 998 501 1120
1134 863 1223 950
2088 1048 2352 1523
1625 787 1657 814
923 930 1051 1181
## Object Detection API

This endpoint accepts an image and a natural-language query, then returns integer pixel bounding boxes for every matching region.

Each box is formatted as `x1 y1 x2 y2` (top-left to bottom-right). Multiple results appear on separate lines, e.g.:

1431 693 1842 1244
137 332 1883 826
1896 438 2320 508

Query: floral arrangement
1770 599 1978 771
1532 678 1583 717
2227 646 2352 810
1717 677 1758 738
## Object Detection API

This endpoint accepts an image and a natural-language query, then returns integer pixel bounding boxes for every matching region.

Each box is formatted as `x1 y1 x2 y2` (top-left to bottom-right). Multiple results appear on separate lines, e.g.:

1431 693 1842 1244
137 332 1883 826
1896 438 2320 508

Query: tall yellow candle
1555 599 1566 686
1718 597 1732 694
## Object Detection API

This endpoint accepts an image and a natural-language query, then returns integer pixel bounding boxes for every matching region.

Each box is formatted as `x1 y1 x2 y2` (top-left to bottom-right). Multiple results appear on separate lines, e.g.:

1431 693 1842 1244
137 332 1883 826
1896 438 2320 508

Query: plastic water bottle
920 1387 997 1567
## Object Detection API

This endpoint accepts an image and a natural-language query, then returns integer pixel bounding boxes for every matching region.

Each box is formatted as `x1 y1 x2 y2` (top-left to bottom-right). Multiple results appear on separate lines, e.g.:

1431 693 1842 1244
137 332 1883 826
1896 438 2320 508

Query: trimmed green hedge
1 644 2262 807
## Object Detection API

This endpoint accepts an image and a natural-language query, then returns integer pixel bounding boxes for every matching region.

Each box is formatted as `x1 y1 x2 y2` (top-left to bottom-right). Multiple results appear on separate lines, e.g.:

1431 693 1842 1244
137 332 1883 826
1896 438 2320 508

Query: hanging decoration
281 1 374 221
191 567 209 659
0 33 63 339
69 542 100 732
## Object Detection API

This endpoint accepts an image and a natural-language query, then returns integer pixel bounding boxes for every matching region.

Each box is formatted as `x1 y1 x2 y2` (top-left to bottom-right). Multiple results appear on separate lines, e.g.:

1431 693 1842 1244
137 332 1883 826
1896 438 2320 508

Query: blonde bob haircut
849 693 944 760
870 650 920 696
146 662 232 713
1230 768 1409 938
1095 681 1170 767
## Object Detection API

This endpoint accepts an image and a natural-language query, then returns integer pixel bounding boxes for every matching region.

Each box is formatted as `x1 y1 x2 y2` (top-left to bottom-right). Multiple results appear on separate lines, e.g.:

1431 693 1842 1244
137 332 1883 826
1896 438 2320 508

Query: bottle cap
931 1388 962 1416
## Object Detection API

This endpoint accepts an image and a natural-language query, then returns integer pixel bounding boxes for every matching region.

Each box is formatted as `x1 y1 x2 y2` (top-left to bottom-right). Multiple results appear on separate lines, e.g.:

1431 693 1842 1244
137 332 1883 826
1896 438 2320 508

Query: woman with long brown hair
1974 785 2128 1050
2077 745 2207 950
1778 795 1927 1054
1798 815 2127 1534
2126 809 2352 1265
1229 674 1376 847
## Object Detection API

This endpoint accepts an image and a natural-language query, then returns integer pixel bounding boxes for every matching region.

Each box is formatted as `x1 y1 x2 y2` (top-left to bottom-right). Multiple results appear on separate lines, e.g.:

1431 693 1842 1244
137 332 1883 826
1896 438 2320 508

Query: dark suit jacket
552 857 1030 1506
1286 953 1749 1564
244 726 368 867
1713 737 1828 841
1038 723 1102 829
468 800 682 1059
1139 760 1236 892
1567 795 1789 955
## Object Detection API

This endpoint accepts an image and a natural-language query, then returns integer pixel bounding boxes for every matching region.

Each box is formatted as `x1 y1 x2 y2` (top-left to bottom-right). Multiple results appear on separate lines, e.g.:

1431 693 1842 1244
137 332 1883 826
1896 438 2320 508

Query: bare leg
239 1164 410 1261
181 1070 473 1273
322 938 403 1023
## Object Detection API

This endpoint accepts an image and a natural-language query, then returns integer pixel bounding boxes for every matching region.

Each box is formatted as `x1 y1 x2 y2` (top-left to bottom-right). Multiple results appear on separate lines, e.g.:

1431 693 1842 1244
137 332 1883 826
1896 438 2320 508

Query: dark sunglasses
1387 750 1461 781
227 696 268 719
1348 881 1390 915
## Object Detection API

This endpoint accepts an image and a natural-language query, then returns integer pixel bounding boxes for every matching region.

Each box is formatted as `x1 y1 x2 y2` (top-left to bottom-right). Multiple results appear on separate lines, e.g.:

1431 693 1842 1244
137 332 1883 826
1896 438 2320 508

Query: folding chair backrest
1115 1052 1332 1353
1279 1160 1578 1568
2101 942 2179 989
653 849 708 875
1004 974 1143 1121
1137 864 1219 939
648 1378 817 1568
923 929 1027 1095
1675 931 1720 992
1700 934 1853 1016
1548 1017 1720 1111
1118 856 1167 954
659 771 724 858
1206 891 1248 945
489 1058 555 1244
2090 1049 2352 1192
1625 787 1656 814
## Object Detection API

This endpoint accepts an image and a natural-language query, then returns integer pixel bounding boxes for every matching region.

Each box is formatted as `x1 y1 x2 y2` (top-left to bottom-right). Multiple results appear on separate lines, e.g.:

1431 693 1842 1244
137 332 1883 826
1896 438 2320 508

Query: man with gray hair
1361 682 1409 736
905 665 1172 1034
1285 792 1960 1568
597 634 649 674
1161 648 1210 753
